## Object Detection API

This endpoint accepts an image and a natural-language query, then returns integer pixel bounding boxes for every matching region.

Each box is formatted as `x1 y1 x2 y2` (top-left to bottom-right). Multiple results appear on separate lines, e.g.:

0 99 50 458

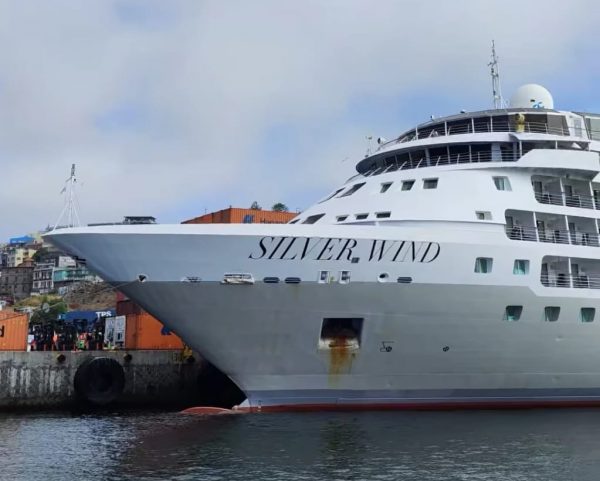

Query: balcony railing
386 120 574 147
541 273 600 289
534 191 598 209
506 226 600 247
356 151 518 179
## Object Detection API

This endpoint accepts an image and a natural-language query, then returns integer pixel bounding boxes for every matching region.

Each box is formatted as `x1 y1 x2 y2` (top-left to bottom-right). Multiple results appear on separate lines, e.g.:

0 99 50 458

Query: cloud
0 0 598 237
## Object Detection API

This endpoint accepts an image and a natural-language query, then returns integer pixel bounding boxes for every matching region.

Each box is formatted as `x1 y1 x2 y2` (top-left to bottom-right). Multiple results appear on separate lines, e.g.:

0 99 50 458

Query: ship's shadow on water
109 409 600 481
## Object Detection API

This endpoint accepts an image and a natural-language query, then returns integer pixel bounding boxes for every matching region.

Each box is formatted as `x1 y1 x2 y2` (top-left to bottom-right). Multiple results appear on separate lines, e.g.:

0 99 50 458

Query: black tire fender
74 357 125 405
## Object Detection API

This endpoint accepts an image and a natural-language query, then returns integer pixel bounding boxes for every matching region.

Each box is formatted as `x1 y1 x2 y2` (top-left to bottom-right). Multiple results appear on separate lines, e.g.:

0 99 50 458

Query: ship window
336 215 348 222
339 182 366 197
513 260 530 275
493 176 512 191
319 188 344 203
320 318 363 348
581 308 595 323
318 271 329 283
355 213 368 220
380 182 393 193
401 180 415 191
289 219 300 224
423 178 438 189
476 211 492 220
544 306 560 322
504 306 522 321
303 214 325 224
339 271 351 284
474 257 493 273
376 212 391 219
586 117 600 141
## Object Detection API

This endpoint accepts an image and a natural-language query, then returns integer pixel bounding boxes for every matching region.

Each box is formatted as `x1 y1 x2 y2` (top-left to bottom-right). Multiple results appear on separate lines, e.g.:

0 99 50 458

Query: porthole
378 273 389 283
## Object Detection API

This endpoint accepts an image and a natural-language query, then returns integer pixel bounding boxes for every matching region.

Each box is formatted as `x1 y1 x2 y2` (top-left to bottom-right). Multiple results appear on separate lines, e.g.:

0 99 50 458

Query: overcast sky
1 0 599 240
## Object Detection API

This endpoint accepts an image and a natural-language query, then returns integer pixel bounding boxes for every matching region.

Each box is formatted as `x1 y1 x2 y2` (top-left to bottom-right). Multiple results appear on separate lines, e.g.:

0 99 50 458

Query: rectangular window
355 213 368 220
476 211 492 220
339 182 366 197
544 306 560 322
302 214 325 224
319 188 344 203
513 260 530 275
581 308 595 323
336 215 348 222
380 182 393 193
474 257 493 273
376 212 391 219
423 178 438 189
493 176 512 191
319 318 363 349
340 271 351 284
504 306 523 321
318 271 329 284
401 180 415 191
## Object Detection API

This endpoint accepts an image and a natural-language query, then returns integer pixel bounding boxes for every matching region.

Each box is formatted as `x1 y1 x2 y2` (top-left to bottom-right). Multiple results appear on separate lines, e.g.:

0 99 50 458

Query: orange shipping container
125 312 185 350
183 207 296 225
0 311 28 351
116 299 142 316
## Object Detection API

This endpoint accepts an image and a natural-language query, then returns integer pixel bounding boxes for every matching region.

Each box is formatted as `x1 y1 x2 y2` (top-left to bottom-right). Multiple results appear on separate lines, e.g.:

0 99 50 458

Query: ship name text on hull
249 236 441 263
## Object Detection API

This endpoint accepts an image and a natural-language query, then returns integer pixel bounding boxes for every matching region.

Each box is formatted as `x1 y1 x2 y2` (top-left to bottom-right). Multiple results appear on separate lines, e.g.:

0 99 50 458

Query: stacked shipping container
182 207 296 225
0 311 28 351
116 297 185 350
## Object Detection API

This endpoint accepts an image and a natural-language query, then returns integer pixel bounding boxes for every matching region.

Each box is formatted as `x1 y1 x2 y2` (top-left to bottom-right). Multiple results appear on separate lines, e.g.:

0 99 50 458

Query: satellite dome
510 84 554 109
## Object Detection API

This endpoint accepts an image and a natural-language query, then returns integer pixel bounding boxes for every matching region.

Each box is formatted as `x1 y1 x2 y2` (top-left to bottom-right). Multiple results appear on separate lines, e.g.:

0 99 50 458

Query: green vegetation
16 295 67 325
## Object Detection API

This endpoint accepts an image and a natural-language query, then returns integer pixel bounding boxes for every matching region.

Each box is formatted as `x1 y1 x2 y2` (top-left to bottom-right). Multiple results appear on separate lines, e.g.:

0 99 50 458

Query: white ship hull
46 223 600 411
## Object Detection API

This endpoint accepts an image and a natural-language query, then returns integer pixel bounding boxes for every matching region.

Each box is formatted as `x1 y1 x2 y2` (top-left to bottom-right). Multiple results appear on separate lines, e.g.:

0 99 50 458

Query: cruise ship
45 81 600 412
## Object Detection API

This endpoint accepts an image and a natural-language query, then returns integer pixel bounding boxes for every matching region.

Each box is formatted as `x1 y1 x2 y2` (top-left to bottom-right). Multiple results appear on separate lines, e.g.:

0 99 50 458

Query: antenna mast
488 40 504 109
53 163 81 230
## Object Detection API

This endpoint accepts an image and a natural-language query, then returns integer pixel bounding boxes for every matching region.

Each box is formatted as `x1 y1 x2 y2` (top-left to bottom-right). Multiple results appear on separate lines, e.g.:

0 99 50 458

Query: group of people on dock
29 322 105 352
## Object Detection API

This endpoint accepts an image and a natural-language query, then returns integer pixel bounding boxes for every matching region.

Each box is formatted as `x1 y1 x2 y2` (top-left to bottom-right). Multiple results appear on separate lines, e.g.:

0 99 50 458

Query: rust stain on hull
327 338 356 383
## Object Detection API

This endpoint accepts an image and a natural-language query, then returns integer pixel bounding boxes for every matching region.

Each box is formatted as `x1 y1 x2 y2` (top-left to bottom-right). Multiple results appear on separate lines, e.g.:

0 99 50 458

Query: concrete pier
0 350 244 409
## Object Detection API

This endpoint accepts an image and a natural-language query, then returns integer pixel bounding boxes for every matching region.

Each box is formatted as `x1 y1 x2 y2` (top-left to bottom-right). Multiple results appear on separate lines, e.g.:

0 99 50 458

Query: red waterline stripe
181 398 600 415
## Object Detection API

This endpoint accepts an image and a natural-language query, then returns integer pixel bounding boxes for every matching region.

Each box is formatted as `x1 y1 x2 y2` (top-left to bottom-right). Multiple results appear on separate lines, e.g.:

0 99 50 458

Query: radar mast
488 40 504 109
53 163 81 230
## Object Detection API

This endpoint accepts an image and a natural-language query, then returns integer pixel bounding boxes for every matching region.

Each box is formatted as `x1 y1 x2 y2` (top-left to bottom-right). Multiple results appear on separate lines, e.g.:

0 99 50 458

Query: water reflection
2 409 600 480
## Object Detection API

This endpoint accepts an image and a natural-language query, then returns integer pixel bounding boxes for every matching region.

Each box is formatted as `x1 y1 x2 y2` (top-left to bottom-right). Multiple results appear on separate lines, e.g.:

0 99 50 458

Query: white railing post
558 177 565 206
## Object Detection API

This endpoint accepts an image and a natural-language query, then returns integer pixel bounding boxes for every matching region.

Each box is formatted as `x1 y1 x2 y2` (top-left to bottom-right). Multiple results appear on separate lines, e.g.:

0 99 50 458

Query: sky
1 0 600 240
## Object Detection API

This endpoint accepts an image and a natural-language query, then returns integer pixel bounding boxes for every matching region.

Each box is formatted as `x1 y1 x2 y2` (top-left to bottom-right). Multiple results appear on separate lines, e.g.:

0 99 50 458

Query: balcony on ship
567 216 600 247
505 210 538 241
532 175 597 210
535 213 569 244
541 256 600 289
505 210 600 246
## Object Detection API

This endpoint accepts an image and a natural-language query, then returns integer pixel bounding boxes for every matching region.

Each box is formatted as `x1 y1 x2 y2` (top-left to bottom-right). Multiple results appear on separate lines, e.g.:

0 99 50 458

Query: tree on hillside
250 201 262 210
32 247 49 263
30 295 67 325
271 203 289 212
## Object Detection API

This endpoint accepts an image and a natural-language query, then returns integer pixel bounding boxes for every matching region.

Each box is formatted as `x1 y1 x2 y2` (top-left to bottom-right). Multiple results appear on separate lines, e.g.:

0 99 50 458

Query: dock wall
0 350 243 409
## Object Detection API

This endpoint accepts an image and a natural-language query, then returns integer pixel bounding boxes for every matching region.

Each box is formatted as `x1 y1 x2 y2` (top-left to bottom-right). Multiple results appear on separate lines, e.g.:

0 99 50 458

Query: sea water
2 409 599 480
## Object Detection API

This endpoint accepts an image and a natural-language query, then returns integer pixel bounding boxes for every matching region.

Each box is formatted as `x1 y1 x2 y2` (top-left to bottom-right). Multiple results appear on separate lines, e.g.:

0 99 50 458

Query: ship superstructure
45 83 600 411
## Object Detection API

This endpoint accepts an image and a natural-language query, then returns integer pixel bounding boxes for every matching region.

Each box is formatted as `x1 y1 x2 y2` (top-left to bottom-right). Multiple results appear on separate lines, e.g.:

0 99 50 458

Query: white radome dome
510 84 554 109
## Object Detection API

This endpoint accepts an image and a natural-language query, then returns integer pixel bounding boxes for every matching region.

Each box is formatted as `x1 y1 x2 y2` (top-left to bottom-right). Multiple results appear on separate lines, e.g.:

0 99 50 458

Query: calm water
2 409 600 480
